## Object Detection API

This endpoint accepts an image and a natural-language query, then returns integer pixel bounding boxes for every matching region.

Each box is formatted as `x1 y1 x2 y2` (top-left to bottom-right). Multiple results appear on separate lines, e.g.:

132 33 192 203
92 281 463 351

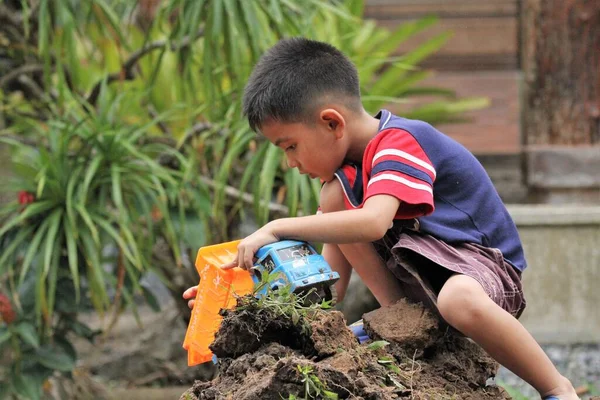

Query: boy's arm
230 194 400 270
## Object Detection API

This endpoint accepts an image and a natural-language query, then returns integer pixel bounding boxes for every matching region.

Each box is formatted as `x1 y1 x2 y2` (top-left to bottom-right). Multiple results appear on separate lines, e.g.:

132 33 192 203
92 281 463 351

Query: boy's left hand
222 223 279 271
182 286 198 309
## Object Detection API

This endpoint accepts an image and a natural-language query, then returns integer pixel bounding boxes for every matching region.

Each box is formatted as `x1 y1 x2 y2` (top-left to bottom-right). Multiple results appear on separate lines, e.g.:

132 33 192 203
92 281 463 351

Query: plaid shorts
373 220 527 319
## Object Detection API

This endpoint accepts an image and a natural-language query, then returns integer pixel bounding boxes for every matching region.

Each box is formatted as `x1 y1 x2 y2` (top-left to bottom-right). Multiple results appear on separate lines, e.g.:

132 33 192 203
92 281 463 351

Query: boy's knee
319 179 346 213
437 275 488 330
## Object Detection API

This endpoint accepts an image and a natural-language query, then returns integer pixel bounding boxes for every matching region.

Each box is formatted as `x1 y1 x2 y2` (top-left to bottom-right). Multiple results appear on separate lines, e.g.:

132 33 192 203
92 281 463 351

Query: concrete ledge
508 205 600 344
507 204 600 226
526 146 600 189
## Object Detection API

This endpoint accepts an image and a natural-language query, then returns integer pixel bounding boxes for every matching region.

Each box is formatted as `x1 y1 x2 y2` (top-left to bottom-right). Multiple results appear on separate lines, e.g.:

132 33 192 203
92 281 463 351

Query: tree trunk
521 0 600 203
521 0 600 145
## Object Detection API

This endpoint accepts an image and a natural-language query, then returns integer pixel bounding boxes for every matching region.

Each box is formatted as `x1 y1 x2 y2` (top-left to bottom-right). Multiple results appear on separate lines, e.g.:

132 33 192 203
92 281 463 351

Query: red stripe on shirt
363 128 435 218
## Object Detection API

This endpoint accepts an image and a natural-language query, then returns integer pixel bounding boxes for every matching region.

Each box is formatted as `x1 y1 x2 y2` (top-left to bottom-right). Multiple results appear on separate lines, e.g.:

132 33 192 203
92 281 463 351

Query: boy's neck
344 109 382 163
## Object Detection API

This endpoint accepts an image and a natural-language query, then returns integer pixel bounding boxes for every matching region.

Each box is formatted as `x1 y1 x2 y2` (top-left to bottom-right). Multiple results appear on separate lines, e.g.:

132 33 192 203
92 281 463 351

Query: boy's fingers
182 286 198 299
240 247 254 271
221 259 237 270
188 299 195 309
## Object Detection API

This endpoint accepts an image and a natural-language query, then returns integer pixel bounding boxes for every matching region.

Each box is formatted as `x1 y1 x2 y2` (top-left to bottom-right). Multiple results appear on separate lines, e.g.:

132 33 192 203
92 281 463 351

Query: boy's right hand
182 285 198 309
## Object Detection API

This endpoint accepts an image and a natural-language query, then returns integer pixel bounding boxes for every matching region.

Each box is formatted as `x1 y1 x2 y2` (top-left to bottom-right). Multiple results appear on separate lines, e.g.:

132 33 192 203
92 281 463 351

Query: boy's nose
286 156 299 169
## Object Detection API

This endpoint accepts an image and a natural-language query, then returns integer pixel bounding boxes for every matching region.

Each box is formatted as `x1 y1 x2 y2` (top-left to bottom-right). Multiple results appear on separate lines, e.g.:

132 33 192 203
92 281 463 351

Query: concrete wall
508 205 600 344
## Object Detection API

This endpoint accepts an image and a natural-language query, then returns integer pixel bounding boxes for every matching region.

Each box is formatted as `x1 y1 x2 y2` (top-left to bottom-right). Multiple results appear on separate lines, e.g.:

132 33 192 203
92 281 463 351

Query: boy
183 38 577 400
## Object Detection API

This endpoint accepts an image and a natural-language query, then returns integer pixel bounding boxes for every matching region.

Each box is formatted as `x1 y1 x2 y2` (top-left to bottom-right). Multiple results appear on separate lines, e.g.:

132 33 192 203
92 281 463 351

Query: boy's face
260 114 346 182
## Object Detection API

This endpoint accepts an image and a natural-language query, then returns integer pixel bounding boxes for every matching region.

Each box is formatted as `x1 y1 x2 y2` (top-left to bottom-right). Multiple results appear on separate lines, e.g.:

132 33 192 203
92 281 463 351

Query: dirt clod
181 297 511 400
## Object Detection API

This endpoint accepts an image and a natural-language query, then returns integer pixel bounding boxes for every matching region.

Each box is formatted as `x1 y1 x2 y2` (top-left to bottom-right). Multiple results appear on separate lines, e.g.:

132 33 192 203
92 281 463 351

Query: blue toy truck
251 240 340 303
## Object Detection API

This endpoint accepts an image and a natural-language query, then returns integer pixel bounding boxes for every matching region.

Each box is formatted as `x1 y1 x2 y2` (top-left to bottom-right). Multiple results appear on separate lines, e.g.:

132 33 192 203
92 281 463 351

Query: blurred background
0 0 598 399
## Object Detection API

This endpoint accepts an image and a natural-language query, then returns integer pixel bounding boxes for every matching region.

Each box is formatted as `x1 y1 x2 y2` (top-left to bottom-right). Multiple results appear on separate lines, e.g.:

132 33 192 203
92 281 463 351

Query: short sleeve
364 128 436 218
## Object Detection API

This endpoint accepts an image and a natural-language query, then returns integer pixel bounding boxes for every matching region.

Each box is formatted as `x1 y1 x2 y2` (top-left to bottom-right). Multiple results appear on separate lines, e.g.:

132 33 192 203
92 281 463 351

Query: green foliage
0 288 100 400
377 355 403 375
367 340 390 350
290 364 339 400
0 92 206 397
364 340 411 392
1 102 202 323
242 270 332 332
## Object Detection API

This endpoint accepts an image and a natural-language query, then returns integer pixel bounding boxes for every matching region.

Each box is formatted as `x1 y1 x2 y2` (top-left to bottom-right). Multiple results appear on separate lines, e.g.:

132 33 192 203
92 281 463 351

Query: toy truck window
276 244 314 262
260 255 276 273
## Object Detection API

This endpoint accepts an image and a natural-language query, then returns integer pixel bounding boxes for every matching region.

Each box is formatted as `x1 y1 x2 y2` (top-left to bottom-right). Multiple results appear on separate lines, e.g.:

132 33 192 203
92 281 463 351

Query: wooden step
365 0 519 70
388 70 521 155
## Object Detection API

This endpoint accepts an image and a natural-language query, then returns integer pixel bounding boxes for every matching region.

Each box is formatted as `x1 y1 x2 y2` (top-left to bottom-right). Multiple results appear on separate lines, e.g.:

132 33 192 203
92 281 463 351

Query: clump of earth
181 297 511 399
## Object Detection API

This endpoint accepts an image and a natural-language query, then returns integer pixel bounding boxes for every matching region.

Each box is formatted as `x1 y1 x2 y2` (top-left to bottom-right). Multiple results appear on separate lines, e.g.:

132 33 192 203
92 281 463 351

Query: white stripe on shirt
381 111 392 129
333 173 359 208
372 149 437 178
367 173 433 195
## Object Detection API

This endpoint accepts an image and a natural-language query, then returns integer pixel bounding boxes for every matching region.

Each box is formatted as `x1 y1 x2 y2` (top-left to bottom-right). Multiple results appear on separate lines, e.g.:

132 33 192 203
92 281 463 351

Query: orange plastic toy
182 240 255 366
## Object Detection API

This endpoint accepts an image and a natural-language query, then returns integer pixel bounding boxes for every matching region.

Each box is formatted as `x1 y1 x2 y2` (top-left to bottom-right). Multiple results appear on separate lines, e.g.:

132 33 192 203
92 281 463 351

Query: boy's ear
319 108 345 138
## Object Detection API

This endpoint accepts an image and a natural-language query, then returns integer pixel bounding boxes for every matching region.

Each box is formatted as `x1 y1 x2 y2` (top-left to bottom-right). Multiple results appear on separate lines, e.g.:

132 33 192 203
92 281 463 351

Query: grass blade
19 218 51 286
257 145 282 223
63 216 80 303
0 225 35 274
0 200 56 239
43 209 63 278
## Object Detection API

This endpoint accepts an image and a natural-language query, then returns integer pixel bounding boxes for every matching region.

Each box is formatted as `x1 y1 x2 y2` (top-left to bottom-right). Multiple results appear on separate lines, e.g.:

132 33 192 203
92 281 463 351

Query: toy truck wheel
327 283 337 306
302 283 337 306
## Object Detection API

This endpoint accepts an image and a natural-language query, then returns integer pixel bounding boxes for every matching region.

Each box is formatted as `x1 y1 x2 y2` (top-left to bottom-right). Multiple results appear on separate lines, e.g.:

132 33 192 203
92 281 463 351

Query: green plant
365 340 412 392
294 364 338 400
1 102 199 316
239 271 333 333
1 0 349 241
0 289 100 400
0 97 205 397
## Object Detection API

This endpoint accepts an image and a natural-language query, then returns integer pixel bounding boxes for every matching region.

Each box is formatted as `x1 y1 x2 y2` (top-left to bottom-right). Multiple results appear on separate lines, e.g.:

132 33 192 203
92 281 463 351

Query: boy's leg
321 243 352 301
320 180 405 307
437 274 578 399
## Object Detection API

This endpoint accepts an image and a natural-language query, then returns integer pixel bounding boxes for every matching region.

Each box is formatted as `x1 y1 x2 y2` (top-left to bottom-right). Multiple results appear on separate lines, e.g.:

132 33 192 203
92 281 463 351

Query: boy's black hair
243 37 361 132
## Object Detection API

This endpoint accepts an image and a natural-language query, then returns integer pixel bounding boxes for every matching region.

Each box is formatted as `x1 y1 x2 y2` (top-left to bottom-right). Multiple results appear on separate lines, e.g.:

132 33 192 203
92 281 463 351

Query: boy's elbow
364 213 391 242
371 223 390 242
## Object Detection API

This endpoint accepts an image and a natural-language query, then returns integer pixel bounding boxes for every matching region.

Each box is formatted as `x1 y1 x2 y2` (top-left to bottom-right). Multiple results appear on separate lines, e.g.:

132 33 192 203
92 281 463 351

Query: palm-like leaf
0 96 199 327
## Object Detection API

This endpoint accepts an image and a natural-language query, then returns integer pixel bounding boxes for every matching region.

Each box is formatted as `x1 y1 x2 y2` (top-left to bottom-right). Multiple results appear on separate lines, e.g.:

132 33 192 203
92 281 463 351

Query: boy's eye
285 145 296 152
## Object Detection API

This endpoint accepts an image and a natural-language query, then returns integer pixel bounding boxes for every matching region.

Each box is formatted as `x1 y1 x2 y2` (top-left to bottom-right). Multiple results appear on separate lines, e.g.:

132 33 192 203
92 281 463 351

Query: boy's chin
320 174 336 182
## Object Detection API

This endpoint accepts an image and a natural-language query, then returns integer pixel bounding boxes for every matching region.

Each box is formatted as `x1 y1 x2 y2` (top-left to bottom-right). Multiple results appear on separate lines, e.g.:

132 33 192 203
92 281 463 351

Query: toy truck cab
252 240 339 302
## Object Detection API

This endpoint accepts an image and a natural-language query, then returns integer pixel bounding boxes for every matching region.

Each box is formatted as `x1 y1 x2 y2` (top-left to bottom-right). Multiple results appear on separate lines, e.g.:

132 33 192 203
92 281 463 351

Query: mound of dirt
181 297 510 400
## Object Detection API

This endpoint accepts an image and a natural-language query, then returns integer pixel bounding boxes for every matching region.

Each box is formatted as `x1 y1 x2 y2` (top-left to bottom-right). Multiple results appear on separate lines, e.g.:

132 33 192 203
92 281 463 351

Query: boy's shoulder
380 112 444 141
377 111 477 159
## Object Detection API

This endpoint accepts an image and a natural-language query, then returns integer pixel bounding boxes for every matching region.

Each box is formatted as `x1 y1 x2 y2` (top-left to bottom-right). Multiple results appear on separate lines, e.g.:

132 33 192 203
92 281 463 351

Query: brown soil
180 298 510 400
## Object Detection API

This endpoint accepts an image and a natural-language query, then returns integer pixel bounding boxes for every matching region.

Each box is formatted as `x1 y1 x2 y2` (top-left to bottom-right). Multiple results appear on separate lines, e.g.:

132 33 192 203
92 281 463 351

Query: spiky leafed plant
0 91 210 397
0 95 205 320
